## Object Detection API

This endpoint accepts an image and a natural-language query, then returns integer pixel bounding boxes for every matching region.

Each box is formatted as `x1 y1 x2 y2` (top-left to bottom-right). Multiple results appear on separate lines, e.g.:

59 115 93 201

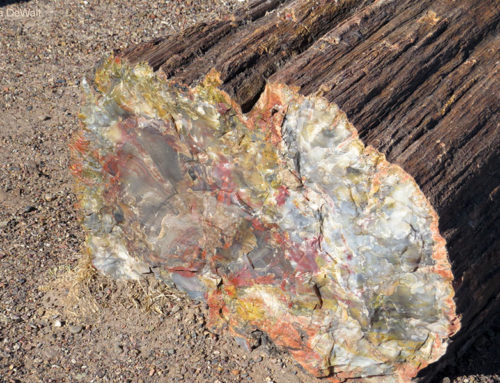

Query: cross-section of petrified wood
72 57 459 382
119 0 500 380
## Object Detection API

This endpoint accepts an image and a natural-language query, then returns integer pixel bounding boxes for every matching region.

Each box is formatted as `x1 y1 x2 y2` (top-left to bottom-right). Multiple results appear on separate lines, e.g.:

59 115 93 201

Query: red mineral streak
276 185 290 206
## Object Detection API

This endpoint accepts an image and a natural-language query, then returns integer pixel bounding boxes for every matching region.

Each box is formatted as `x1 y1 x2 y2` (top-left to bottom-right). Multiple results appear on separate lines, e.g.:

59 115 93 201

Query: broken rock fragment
71 57 459 382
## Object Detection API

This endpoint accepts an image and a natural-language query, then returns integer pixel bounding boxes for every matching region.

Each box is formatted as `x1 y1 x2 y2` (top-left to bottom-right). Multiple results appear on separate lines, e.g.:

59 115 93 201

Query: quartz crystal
71 57 460 382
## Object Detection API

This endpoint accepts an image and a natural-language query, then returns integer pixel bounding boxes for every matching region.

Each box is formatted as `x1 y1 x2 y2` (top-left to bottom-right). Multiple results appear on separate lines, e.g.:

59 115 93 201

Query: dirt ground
0 1 498 382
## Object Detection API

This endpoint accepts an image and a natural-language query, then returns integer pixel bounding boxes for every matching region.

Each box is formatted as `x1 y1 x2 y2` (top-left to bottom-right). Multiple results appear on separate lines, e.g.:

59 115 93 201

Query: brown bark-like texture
121 0 500 380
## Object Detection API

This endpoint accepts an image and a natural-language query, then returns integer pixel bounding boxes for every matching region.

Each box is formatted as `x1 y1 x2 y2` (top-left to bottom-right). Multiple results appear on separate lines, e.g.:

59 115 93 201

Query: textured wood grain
121 0 500 379
124 0 371 110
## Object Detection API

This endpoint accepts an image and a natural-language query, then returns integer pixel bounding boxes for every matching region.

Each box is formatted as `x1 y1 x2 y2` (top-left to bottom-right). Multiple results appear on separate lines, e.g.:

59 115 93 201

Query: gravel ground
0 1 498 382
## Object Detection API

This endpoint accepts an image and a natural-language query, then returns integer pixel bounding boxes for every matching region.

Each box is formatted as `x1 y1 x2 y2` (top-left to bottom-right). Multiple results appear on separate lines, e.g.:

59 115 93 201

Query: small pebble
69 324 83 334
171 305 181 313
24 205 37 213
96 370 106 378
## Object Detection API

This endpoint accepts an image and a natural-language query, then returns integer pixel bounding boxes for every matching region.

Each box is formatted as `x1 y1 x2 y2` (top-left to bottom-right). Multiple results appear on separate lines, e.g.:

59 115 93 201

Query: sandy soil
0 1 499 382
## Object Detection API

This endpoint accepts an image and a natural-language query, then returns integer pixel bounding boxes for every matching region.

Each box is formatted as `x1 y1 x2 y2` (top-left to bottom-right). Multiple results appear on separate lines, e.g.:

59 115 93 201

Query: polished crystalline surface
71 58 459 382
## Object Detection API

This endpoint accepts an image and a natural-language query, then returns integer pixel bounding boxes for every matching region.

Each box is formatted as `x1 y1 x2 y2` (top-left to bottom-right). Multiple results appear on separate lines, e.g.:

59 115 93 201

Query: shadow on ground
1 0 32 7
426 316 500 382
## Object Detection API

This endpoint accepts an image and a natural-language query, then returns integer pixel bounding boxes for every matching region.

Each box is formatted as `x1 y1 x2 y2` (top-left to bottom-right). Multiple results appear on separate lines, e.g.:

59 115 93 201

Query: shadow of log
0 0 32 7
427 316 500 381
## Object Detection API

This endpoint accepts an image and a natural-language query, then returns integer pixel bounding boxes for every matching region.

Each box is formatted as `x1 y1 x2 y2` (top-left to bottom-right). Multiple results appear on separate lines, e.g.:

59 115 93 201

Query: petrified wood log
119 0 500 379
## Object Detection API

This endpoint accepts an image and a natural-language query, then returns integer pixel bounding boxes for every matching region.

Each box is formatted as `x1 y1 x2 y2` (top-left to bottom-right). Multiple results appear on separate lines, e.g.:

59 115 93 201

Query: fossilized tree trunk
119 0 499 380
